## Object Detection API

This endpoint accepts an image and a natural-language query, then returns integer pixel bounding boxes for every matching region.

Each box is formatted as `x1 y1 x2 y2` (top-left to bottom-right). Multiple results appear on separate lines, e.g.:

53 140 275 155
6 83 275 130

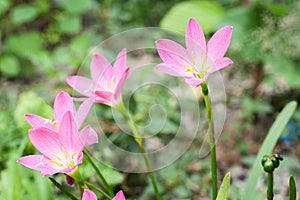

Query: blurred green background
1 0 300 199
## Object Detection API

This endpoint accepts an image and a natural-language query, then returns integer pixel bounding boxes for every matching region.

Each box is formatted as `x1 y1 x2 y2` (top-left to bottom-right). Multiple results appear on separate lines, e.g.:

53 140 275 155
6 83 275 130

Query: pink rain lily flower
82 190 126 200
67 49 130 107
24 91 98 147
82 190 97 200
18 111 84 176
112 191 126 200
156 18 233 87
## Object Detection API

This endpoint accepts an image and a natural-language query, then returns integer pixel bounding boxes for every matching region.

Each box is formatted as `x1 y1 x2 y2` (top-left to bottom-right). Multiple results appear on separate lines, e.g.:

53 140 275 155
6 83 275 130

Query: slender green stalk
201 83 218 200
267 172 274 200
83 149 114 197
86 182 112 200
115 100 161 200
49 177 79 200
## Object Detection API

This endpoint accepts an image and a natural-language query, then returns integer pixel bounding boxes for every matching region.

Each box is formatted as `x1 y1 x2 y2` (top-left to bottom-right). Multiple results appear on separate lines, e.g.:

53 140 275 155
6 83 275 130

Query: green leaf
57 15 82 34
11 4 38 25
243 101 297 199
0 0 11 17
217 6 261 47
28 51 53 75
52 46 72 65
5 32 43 58
216 172 231 200
0 55 20 77
99 164 124 186
70 33 90 57
160 1 225 34
289 176 297 200
265 55 300 88
59 0 91 14
14 91 53 130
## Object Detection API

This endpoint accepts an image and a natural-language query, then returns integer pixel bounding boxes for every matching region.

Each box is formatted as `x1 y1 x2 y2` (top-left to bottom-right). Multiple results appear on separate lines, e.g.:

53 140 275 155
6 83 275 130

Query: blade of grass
289 176 296 200
83 149 114 197
49 177 79 200
243 101 297 199
216 172 230 200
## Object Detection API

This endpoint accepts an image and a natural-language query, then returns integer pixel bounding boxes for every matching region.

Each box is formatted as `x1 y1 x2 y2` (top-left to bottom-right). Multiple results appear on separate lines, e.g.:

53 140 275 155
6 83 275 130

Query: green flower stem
49 177 79 200
86 182 112 200
83 149 114 197
201 82 218 200
267 172 274 200
115 100 161 200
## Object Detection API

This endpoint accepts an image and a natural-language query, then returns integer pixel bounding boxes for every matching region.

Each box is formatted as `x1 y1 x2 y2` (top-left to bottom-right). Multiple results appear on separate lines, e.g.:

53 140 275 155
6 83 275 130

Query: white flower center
184 52 211 79
49 146 78 169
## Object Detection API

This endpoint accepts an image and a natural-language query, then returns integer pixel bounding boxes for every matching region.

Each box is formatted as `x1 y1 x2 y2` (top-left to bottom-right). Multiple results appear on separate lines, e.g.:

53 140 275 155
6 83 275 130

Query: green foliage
160 1 225 34
216 172 231 200
11 4 39 25
0 54 20 77
218 1 300 89
14 91 53 130
289 176 296 200
0 0 11 17
56 15 82 34
58 0 91 14
5 32 43 58
0 142 54 200
243 101 297 199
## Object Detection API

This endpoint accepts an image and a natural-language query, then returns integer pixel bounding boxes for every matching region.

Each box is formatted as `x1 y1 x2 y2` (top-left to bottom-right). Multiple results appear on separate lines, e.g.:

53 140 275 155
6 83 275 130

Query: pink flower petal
214 57 233 70
18 155 60 176
79 125 98 146
113 190 126 200
29 128 61 159
24 114 57 132
82 189 98 200
113 48 127 78
207 26 233 60
54 91 76 125
185 77 206 87
156 39 191 66
66 76 95 97
18 155 46 171
94 90 114 106
185 18 206 53
156 63 189 77
59 112 84 153
113 68 130 104
90 54 112 83
76 97 94 128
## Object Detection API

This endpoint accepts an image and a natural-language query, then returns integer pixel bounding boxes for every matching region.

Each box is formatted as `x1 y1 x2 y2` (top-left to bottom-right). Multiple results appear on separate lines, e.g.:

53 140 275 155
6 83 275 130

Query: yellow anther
71 152 78 159
191 51 195 64
67 161 75 169
185 64 194 73
53 123 59 129
52 153 62 161
49 160 64 167
110 76 115 89
202 54 208 69
61 146 68 160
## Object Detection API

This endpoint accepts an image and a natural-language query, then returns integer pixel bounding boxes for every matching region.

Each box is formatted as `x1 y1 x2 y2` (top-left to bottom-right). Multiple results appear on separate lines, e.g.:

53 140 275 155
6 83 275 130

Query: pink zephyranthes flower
18 111 84 176
67 49 130 107
112 191 126 200
156 18 233 87
82 190 126 200
24 91 98 147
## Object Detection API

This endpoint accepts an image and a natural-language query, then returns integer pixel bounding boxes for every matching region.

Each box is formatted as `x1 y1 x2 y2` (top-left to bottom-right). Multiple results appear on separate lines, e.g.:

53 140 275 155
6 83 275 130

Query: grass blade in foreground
49 177 79 200
289 176 296 200
243 101 297 199
216 172 230 200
